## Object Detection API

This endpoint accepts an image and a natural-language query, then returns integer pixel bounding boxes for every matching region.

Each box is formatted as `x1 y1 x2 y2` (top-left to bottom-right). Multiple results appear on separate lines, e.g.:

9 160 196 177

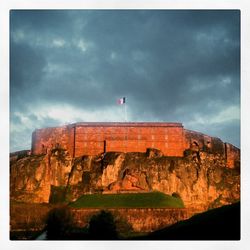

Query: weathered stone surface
101 153 125 187
10 145 240 210
146 148 164 158
10 148 73 203
10 154 51 203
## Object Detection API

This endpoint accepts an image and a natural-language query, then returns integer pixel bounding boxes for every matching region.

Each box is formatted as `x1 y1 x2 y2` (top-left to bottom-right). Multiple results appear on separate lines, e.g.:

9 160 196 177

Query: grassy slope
134 202 240 240
69 192 184 208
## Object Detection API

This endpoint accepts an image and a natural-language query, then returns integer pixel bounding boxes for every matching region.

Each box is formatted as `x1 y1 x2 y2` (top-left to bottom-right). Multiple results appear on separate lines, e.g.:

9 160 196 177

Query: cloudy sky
10 10 240 152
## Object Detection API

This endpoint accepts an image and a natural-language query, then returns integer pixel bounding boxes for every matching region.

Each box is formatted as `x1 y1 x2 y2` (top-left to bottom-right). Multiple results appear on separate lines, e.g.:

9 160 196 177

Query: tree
88 210 118 240
46 206 74 240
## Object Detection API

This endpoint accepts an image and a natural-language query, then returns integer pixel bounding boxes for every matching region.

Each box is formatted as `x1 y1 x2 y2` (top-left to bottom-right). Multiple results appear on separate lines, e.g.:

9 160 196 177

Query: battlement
31 122 240 168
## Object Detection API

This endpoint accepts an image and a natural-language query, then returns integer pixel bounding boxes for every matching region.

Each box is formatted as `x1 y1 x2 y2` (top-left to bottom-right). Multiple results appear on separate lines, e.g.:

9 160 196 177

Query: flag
117 97 126 105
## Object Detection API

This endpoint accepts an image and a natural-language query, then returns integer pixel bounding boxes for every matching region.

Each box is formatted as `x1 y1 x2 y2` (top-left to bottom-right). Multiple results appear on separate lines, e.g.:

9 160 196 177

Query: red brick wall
31 123 240 168
74 124 184 157
31 122 185 157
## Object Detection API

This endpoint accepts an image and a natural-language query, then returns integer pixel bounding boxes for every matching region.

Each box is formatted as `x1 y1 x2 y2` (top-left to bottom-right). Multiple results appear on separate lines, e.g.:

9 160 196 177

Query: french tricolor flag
117 97 126 105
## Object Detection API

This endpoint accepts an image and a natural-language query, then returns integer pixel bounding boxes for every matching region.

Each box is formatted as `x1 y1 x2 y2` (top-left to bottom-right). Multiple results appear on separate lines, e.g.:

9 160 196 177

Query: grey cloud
186 119 240 148
10 114 61 152
10 10 240 151
10 10 73 36
10 41 47 113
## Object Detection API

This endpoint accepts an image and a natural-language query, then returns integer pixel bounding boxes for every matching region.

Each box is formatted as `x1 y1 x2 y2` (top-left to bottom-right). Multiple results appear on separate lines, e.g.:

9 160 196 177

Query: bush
88 210 118 240
46 206 75 240
172 192 181 199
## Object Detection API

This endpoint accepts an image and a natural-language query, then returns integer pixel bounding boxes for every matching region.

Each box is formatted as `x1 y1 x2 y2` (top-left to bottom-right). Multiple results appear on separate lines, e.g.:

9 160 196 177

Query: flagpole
124 101 127 122
118 97 127 122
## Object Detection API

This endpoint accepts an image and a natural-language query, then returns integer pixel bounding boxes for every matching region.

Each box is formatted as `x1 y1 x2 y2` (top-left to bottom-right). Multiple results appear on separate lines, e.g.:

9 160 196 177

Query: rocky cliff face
10 147 240 210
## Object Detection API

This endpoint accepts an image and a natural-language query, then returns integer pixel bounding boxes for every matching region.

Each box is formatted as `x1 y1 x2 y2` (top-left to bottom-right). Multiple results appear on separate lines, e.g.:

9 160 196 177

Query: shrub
46 206 74 240
88 210 118 240
172 192 181 199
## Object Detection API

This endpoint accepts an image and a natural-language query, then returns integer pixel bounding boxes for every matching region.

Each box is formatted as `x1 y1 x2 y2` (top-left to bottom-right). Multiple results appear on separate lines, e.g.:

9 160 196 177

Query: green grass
69 192 184 209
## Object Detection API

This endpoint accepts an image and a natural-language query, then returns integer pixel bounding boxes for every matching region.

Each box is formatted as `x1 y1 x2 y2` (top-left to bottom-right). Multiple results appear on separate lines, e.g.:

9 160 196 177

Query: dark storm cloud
70 10 240 113
10 41 46 112
10 10 240 151
206 119 240 147
10 10 72 36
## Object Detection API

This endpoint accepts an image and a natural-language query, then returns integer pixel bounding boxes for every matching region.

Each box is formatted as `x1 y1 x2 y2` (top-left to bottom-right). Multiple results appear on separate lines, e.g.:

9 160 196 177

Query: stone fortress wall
31 122 239 168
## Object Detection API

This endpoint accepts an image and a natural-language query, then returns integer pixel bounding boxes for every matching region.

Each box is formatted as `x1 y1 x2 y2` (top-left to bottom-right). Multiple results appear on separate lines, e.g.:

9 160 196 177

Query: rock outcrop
10 146 240 211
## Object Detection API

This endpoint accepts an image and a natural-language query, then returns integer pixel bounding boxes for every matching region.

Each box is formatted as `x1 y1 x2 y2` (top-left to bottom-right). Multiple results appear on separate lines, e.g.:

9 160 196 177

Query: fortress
31 122 239 168
11 122 241 236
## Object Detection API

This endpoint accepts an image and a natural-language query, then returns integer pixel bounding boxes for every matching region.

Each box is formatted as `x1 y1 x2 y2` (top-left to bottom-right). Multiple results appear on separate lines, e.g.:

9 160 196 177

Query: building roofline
32 122 184 132
69 122 183 128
